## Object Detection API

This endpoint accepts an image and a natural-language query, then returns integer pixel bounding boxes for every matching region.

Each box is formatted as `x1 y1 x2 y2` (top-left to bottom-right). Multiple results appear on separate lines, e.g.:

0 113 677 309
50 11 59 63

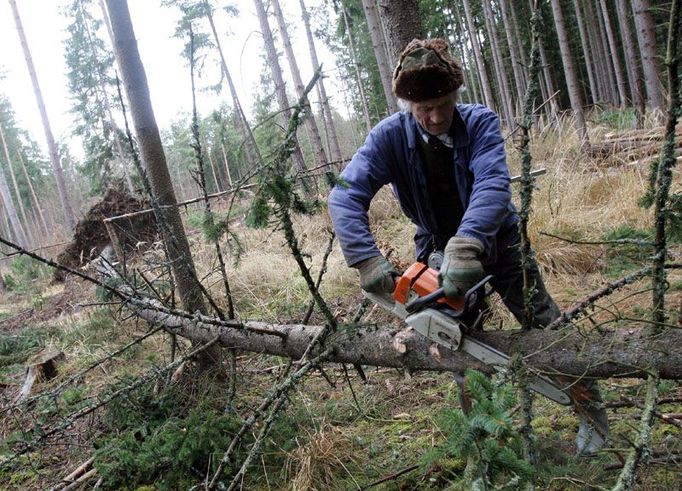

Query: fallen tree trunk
96 248 679 381
128 297 681 380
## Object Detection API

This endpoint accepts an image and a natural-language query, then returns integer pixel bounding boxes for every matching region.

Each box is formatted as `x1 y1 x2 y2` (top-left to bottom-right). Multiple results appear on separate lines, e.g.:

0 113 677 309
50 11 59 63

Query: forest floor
1 115 682 490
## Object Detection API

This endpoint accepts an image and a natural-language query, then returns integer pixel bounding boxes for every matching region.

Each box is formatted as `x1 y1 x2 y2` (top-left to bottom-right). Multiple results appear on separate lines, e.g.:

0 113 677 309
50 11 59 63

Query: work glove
354 255 398 294
440 236 485 300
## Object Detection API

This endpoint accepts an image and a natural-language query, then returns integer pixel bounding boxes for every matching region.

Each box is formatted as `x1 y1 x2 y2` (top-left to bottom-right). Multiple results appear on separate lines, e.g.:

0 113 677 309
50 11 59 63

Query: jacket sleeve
328 126 394 266
456 107 513 253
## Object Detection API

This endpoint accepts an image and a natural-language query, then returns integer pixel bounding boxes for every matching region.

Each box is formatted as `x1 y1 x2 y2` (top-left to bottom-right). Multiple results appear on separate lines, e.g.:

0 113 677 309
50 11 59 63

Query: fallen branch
612 372 659 491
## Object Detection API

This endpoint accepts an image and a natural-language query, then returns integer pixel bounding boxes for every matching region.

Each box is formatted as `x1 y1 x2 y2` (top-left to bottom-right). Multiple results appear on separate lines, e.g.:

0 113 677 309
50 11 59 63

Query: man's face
410 91 457 135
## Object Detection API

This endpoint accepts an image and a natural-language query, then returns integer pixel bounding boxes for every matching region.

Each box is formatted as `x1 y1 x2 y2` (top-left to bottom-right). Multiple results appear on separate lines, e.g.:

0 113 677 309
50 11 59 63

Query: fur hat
392 39 464 102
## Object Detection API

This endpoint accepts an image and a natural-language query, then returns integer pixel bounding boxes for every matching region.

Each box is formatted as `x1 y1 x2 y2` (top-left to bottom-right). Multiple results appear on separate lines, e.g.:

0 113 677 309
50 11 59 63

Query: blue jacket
328 103 518 267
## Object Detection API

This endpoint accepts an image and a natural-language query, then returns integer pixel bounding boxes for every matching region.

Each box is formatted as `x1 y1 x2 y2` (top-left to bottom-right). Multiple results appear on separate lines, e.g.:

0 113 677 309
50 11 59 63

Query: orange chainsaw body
392 262 464 310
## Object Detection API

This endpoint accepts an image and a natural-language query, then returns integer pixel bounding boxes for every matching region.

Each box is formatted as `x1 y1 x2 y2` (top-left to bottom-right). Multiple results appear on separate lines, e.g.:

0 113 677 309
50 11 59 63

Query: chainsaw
363 261 572 406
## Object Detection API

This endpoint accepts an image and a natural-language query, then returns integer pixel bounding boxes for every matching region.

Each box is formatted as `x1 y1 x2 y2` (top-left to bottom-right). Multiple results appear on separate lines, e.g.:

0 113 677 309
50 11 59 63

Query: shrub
93 380 245 489
423 370 533 489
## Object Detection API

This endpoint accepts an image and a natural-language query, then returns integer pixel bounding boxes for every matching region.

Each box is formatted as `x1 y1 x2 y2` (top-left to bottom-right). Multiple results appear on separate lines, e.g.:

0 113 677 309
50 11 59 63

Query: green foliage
595 109 636 131
423 370 534 490
62 0 132 196
246 194 271 228
324 171 349 190
667 193 682 241
93 381 243 489
3 256 50 293
0 326 47 370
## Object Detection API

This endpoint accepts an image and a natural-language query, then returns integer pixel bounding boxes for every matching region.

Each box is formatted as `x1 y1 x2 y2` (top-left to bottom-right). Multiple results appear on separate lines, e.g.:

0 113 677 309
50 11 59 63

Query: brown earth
54 187 157 281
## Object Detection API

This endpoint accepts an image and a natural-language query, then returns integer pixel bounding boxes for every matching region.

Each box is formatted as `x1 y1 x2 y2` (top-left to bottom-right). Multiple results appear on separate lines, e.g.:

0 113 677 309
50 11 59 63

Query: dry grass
284 422 359 491
179 122 672 328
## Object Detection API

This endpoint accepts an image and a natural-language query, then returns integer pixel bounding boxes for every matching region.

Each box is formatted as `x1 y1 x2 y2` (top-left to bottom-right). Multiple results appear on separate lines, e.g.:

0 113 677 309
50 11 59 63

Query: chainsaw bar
363 291 572 406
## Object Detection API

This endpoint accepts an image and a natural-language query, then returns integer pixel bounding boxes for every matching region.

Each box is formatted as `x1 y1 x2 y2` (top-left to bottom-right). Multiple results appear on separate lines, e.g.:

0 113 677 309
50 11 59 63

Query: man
328 38 608 455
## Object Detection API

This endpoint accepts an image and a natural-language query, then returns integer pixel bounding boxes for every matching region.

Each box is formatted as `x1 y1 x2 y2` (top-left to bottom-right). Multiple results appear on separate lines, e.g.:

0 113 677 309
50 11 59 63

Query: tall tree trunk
616 0 646 125
631 0 665 115
499 0 526 103
549 0 590 147
105 0 206 319
203 3 261 172
572 0 599 106
16 149 49 235
94 0 135 192
481 0 516 127
299 0 342 162
342 6 373 132
594 0 620 106
582 0 608 104
462 0 496 110
600 0 629 107
0 127 33 246
533 1 559 122
271 0 328 168
361 0 398 113
8 0 76 231
0 125 28 248
451 1 480 103
376 0 424 63
220 143 233 189
205 140 221 193
253 0 308 174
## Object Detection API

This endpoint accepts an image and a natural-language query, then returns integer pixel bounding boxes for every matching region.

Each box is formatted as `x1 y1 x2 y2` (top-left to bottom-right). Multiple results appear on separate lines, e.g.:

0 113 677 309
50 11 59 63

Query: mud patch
54 187 157 281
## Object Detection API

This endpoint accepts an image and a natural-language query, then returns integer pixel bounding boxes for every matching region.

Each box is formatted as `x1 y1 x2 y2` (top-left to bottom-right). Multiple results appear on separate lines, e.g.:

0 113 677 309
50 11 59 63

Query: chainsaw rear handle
405 274 494 315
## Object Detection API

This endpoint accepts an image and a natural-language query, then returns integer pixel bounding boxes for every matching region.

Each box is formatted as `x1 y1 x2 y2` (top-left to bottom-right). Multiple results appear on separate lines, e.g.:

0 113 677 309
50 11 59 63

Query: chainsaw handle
404 274 494 314
405 288 445 313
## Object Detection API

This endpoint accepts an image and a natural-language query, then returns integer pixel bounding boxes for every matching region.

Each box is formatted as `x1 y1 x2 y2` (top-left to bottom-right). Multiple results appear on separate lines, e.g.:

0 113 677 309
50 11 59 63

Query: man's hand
440 236 485 300
355 255 398 294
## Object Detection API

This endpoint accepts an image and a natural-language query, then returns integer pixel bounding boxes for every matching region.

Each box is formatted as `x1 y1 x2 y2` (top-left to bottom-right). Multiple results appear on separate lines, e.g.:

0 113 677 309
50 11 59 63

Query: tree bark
8 0 76 231
105 0 206 318
376 0 424 64
126 295 682 380
549 0 590 147
342 5 373 132
631 0 665 115
361 0 398 114
252 0 308 174
572 0 599 106
271 0 328 168
16 149 49 235
499 0 526 103
451 1 480 104
594 0 620 106
0 125 28 248
95 0 135 192
462 0 496 110
599 0 629 107
481 0 516 128
0 124 32 246
616 0 646 124
298 0 342 162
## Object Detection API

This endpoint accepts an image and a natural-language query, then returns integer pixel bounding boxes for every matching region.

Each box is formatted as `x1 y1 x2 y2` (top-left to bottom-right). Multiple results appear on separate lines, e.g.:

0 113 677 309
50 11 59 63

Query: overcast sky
0 0 343 157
